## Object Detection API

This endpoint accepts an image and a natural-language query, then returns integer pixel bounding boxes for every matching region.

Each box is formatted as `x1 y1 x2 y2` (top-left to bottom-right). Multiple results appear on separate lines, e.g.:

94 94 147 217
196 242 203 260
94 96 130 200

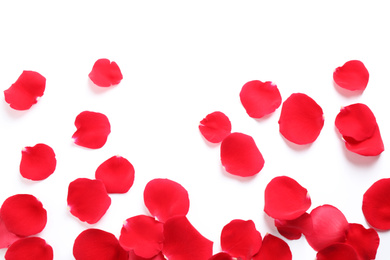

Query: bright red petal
199 111 232 143
316 243 358 260
344 126 384 156
220 132 264 177
345 223 379 260
0 194 47 237
95 156 135 193
88 58 123 87
73 228 128 260
274 213 313 240
19 143 56 181
264 176 311 220
0 216 20 249
252 234 292 260
278 93 324 145
220 219 262 260
333 60 369 91
240 80 282 118
72 111 111 149
143 178 189 223
4 71 46 110
208 252 233 260
128 250 166 260
5 237 53 260
67 178 111 224
119 215 164 258
362 178 390 230
162 216 213 260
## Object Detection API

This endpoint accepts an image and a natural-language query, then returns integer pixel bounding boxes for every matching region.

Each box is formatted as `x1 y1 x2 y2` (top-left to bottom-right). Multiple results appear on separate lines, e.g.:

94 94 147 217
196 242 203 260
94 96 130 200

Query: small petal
333 60 369 91
88 58 123 87
199 111 231 143
5 237 53 260
316 243 358 260
274 213 313 240
345 223 379 260
252 234 292 260
208 252 233 260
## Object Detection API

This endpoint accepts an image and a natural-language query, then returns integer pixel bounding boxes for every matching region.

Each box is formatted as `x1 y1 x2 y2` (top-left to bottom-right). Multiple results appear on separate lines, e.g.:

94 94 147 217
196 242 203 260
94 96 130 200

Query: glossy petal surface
199 111 231 143
20 143 56 181
333 60 369 91
316 243 358 260
5 237 53 260
89 58 123 87
345 223 379 260
252 234 292 260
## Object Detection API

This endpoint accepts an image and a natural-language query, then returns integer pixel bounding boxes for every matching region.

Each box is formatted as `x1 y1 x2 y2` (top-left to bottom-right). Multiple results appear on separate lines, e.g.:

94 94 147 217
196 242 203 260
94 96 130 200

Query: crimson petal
240 80 282 118
67 178 111 224
128 250 166 260
5 237 53 260
208 252 233 260
0 216 20 249
274 213 313 240
73 228 128 260
199 111 232 143
278 93 324 145
344 126 384 156
162 216 213 260
252 234 292 260
88 58 123 87
220 132 264 177
345 223 379 260
4 71 46 110
0 194 47 237
333 60 369 91
316 243 358 260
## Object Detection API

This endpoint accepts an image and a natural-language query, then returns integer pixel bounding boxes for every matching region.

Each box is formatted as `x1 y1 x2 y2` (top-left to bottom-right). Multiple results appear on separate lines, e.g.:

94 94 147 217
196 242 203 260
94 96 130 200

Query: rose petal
0 216 20 249
220 132 264 177
162 216 213 260
128 250 166 260
67 178 111 224
264 176 311 220
252 234 292 260
208 252 233 260
88 58 123 87
0 194 47 237
345 223 379 260
72 111 111 149
199 111 232 143
95 155 135 193
344 126 384 156
362 178 390 230
278 93 324 145
19 143 56 181
316 243 358 260
220 219 262 260
4 71 46 110
333 60 369 91
73 228 128 260
240 80 282 118
5 237 53 260
119 215 164 258
143 178 189 223
274 213 313 240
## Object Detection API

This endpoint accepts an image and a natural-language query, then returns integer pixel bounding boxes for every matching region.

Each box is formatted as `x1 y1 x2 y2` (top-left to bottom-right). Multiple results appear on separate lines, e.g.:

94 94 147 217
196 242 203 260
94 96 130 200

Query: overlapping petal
128 250 166 260
208 252 233 260
316 243 358 260
252 234 292 260
274 213 313 240
333 60 369 91
88 58 123 87
345 223 379 260
5 237 53 260
199 111 231 143
0 216 20 249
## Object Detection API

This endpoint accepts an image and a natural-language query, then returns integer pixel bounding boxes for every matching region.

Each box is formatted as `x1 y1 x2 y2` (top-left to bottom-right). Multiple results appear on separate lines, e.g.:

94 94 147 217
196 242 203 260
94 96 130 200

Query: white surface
1 1 390 259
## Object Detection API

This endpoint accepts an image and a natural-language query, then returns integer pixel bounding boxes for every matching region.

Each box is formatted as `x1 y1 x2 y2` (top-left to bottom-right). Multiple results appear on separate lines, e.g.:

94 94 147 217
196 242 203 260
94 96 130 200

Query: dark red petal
19 143 56 181
199 111 232 143
344 126 384 156
220 219 262 260
0 194 47 237
143 178 189 223
4 71 46 110
88 58 123 87
119 215 164 258
95 155 135 194
72 111 111 149
5 237 53 260
128 250 166 260
0 216 20 249
333 60 369 91
316 243 359 260
162 216 213 260
274 213 313 240
220 132 264 177
264 176 311 220
345 223 379 260
278 93 324 145
305 205 349 251
240 80 282 118
67 178 111 224
362 178 390 230
208 252 233 260
73 228 128 260
252 234 292 260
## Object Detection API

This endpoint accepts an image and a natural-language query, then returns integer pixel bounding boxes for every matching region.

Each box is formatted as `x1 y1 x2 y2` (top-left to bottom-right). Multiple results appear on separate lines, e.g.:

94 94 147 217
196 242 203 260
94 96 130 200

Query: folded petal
199 111 231 143
88 58 123 87
333 60 369 91
252 234 292 260
5 237 53 260
344 126 384 156
274 213 313 240
316 243 358 260
345 223 379 260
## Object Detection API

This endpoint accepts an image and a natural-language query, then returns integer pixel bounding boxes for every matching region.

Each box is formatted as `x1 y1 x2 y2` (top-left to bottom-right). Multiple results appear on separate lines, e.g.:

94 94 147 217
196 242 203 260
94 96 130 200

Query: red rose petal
72 111 111 149
344 126 384 156
252 234 292 260
19 143 56 181
143 178 189 223
305 205 349 251
199 111 232 143
0 194 47 237
362 178 390 230
278 93 324 145
0 216 20 249
274 213 313 240
119 215 164 258
333 60 369 91
220 219 262 260
345 223 379 260
220 132 264 177
67 178 111 224
128 250 166 260
73 228 128 260
240 80 282 118
95 155 135 193
316 243 358 260
264 176 311 220
208 252 233 260
162 216 213 260
88 58 123 87
5 237 53 260
4 71 46 110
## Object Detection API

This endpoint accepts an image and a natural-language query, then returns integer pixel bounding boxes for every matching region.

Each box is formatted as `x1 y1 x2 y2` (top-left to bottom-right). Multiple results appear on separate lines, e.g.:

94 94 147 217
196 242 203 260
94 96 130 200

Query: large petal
345 223 379 260
252 234 292 260
199 111 231 143
333 60 369 91
5 237 53 260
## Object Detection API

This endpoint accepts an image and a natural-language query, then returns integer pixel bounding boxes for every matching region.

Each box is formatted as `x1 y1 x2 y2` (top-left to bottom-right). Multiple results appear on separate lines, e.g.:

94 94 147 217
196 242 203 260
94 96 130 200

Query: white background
1 1 390 259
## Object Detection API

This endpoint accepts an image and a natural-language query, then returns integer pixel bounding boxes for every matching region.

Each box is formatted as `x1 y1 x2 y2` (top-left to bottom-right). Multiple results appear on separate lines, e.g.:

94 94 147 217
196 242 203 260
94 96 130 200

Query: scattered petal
5 237 53 260
199 111 232 143
316 243 358 260
0 216 20 249
345 223 379 260
333 60 369 91
128 250 166 260
344 127 384 156
274 213 313 240
208 252 233 260
252 234 292 260
88 58 123 87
